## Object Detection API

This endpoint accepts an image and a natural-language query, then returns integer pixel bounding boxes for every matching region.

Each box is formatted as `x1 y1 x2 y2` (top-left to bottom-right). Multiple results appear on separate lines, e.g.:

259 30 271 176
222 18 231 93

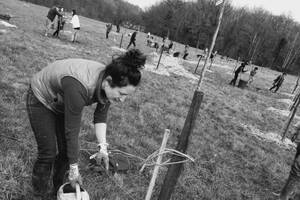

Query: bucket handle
75 183 82 200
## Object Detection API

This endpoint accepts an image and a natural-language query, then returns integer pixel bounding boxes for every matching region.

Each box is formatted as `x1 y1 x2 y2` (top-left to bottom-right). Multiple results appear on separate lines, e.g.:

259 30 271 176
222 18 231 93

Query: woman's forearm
94 123 107 145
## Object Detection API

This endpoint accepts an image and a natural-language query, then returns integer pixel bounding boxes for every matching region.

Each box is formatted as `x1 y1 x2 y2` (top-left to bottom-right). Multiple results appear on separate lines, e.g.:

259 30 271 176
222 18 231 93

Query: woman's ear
103 76 113 88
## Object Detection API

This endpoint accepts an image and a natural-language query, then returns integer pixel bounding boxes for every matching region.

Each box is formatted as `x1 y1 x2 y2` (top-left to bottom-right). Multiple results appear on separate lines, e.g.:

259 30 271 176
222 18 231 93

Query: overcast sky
125 0 300 23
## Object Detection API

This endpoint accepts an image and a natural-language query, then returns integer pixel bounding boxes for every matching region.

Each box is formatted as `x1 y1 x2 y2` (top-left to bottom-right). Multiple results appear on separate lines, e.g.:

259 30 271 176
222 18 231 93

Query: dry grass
1 0 300 199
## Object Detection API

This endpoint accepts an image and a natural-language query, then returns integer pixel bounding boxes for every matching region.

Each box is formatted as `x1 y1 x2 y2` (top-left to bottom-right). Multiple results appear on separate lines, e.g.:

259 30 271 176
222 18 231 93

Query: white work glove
68 163 83 188
95 143 109 170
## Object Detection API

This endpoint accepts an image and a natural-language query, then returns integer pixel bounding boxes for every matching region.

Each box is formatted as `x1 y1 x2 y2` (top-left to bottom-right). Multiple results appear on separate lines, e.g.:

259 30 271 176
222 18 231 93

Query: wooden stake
119 33 124 48
158 91 203 200
156 47 164 69
196 0 226 91
145 129 171 200
158 1 226 200
194 55 203 74
282 92 300 141
290 90 300 111
292 75 300 94
208 55 214 70
233 56 240 74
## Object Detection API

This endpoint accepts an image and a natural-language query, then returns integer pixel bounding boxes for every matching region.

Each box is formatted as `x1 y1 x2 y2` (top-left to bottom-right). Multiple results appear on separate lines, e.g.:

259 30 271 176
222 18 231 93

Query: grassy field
1 0 300 199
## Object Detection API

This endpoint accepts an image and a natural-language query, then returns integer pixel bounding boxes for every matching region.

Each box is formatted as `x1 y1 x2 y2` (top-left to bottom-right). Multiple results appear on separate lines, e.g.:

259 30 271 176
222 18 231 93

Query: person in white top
70 9 80 42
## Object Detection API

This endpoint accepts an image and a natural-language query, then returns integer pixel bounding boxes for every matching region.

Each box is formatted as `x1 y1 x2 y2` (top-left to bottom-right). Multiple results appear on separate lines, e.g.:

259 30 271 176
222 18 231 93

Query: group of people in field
146 33 175 54
31 4 297 200
105 23 138 49
105 23 121 39
45 6 80 42
229 66 295 200
229 60 287 93
228 60 300 200
45 5 140 49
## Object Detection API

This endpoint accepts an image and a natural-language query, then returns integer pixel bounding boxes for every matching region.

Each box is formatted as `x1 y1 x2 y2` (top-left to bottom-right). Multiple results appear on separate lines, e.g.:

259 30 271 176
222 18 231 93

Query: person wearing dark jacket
106 23 112 39
183 45 189 60
45 6 62 37
269 72 286 93
26 49 146 199
127 31 137 49
167 40 173 53
229 62 248 86
52 8 64 37
116 24 120 33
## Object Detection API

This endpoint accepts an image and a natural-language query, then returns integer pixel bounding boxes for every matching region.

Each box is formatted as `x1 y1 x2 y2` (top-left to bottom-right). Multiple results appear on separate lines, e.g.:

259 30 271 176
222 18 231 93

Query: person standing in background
247 67 258 85
106 23 112 39
167 40 173 54
52 8 64 38
70 9 80 42
45 6 62 37
229 62 248 86
269 72 286 93
183 45 189 60
116 23 120 33
127 31 137 49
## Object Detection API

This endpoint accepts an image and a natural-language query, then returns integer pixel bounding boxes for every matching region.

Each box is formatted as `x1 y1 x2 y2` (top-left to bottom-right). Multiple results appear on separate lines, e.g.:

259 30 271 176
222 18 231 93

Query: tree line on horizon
21 0 300 73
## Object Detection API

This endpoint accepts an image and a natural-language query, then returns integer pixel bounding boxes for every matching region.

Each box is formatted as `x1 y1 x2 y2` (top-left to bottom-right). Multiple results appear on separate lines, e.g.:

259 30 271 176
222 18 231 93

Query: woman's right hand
95 143 109 170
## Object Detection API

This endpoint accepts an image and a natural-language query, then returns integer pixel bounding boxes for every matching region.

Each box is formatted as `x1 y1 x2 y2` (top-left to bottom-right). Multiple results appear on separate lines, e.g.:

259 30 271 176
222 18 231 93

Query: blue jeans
26 87 69 197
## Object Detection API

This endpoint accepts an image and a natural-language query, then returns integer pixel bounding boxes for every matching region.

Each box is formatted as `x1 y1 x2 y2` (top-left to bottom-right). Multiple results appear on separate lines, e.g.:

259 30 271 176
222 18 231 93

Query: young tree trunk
282 32 299 70
292 75 300 94
196 31 201 49
247 32 257 59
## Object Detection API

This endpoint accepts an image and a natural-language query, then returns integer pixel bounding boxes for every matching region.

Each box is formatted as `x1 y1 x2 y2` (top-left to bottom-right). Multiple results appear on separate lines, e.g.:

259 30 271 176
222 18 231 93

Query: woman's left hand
68 163 83 188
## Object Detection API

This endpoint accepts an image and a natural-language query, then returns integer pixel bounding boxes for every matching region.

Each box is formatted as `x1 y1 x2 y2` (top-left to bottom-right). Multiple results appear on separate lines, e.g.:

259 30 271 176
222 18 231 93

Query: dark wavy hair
104 49 146 87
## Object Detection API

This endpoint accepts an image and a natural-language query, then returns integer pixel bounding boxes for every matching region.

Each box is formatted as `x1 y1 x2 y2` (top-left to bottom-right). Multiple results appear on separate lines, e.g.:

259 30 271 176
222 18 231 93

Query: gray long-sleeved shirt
62 76 110 164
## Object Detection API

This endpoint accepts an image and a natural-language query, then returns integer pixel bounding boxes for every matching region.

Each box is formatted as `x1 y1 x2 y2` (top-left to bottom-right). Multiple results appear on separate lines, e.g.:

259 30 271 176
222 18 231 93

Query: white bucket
57 183 90 200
